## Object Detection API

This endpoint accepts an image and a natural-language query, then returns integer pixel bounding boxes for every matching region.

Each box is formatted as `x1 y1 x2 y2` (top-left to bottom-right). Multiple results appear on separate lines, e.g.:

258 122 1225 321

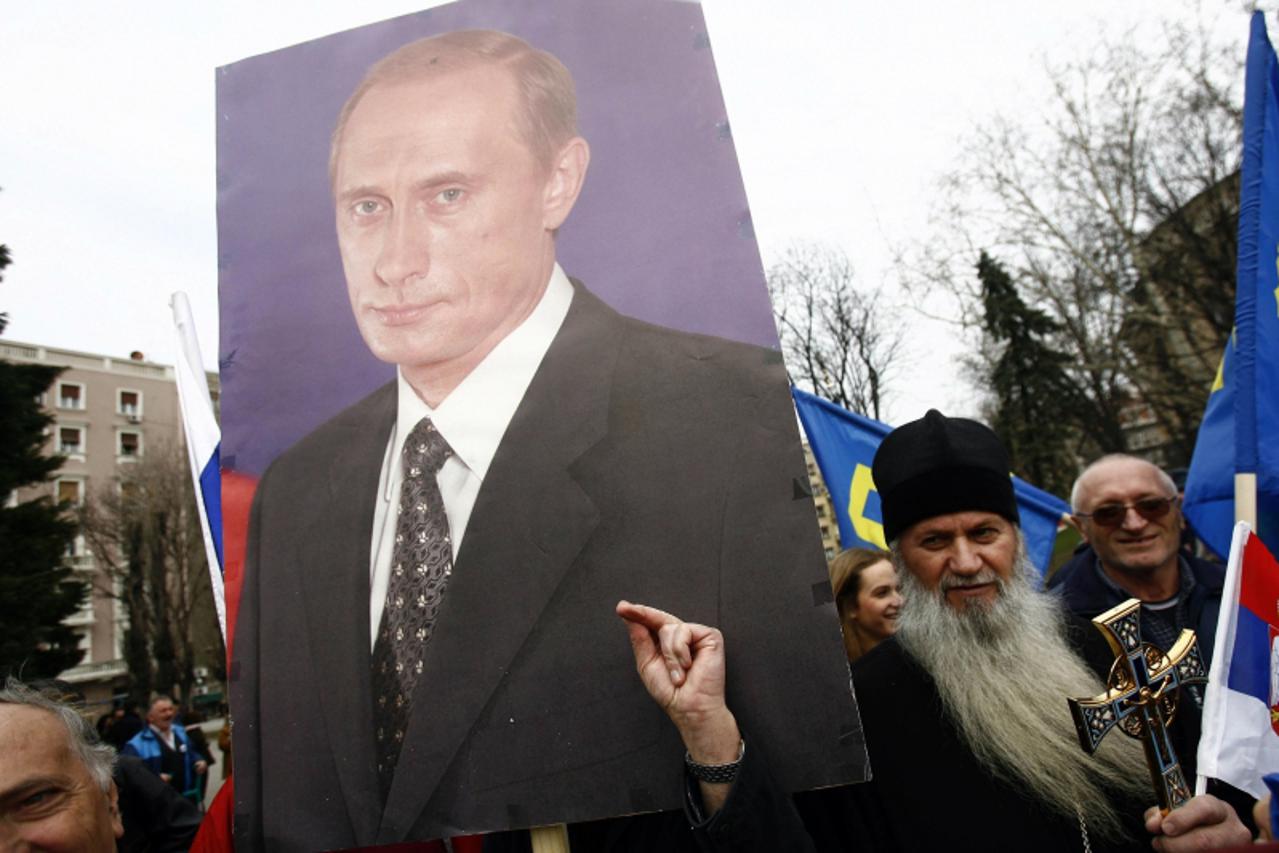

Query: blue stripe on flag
200 445 223 571
1227 602 1272 703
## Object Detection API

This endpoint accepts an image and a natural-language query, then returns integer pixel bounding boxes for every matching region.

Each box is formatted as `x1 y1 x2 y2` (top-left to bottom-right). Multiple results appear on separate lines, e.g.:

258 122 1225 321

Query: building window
58 382 85 410
56 478 85 506
118 431 142 459
64 535 86 559
57 426 85 456
117 389 142 419
816 503 828 518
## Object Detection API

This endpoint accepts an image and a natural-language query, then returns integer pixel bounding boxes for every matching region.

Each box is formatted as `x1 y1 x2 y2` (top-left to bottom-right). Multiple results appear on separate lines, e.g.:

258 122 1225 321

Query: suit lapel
378 284 620 842
298 382 395 846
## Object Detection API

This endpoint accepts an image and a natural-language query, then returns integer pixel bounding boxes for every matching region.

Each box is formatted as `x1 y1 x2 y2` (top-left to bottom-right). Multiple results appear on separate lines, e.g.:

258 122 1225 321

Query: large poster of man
217 1 864 849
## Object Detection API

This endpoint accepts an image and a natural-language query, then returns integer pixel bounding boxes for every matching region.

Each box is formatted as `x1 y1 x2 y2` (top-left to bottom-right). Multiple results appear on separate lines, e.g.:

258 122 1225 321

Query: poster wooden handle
529 823 570 853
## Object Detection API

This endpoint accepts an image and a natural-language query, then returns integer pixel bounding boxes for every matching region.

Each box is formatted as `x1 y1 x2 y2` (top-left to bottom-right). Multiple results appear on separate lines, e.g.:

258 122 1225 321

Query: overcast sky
0 0 1265 424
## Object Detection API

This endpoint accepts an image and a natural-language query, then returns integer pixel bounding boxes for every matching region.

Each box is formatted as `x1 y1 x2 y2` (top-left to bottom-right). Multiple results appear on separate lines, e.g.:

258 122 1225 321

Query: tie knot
402 417 452 474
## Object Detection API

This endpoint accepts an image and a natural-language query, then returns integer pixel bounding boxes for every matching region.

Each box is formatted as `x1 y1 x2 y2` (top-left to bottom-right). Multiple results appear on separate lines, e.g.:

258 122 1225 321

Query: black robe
695 637 1153 852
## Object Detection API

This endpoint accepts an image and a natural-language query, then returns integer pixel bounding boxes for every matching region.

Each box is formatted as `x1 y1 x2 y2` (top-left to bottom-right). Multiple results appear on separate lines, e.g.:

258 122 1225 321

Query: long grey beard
893 542 1151 841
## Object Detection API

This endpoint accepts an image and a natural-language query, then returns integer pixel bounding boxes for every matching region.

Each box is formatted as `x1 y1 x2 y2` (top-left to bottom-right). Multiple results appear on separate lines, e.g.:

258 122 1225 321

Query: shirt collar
394 264 574 481
1090 553 1195 608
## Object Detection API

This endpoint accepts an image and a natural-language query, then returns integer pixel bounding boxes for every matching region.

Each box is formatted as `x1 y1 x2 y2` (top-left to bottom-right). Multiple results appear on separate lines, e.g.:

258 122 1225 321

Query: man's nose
949 540 983 575
1120 505 1148 531
375 209 429 286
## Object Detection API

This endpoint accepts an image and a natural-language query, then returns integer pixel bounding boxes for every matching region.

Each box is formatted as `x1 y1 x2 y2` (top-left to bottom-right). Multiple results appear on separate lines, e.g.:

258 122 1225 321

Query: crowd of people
3 411 1272 851
620 411 1259 851
6 413 1265 853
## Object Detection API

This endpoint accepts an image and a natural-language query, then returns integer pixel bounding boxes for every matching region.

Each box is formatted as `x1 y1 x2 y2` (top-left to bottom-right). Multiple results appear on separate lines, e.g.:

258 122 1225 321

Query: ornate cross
1067 598 1209 813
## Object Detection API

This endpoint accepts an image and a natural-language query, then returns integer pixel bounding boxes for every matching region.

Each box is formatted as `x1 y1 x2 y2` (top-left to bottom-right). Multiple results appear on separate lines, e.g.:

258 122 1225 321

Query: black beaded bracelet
685 740 745 784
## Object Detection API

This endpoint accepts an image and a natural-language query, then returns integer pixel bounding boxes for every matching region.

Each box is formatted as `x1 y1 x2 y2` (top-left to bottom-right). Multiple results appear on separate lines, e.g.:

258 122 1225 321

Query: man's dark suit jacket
230 282 863 852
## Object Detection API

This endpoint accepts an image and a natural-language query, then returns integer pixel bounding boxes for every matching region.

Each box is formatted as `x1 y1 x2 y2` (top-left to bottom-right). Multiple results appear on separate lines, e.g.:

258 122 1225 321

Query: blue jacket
1048 544 1226 668
121 723 202 794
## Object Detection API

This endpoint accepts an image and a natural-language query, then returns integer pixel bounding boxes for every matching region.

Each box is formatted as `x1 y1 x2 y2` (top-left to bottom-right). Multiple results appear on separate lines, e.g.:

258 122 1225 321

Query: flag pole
530 824 570 853
1237 473 1259 529
170 292 226 641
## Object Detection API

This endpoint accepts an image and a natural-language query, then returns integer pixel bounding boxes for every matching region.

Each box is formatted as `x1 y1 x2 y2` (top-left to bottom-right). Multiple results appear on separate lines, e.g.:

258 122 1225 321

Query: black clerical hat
872 409 1018 543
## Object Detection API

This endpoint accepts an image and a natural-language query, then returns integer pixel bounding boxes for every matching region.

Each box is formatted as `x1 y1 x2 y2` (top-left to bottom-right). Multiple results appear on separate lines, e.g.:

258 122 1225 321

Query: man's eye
18 788 59 813
352 200 382 216
436 188 463 204
971 528 997 541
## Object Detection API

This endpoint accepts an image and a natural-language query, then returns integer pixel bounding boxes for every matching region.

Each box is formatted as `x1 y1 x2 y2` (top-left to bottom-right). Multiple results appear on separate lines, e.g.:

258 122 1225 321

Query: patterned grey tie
371 416 454 799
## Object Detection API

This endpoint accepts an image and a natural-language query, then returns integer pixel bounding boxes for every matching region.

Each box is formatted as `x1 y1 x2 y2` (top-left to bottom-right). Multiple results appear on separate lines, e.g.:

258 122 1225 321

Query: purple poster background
217 0 778 476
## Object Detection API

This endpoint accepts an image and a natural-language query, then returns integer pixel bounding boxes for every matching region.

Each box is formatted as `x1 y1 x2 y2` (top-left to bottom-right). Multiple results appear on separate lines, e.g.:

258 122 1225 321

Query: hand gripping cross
1066 598 1208 813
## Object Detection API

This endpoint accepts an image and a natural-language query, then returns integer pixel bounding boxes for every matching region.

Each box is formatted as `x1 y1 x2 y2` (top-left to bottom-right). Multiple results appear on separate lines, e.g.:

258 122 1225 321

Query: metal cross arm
1067 598 1209 813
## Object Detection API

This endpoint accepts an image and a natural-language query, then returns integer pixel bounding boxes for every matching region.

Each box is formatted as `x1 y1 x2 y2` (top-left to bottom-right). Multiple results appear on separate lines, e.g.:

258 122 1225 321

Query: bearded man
620 410 1250 852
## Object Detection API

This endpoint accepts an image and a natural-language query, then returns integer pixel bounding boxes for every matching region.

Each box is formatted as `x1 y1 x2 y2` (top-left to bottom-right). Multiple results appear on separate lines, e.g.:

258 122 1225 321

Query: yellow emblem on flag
846 463 887 548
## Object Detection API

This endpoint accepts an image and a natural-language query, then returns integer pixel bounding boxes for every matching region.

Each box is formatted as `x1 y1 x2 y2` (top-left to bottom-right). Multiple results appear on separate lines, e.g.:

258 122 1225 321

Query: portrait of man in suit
229 24 861 853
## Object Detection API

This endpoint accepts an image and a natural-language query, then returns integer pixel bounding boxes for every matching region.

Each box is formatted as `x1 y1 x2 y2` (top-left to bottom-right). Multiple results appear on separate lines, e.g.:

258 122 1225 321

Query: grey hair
1069 453 1178 512
0 678 116 792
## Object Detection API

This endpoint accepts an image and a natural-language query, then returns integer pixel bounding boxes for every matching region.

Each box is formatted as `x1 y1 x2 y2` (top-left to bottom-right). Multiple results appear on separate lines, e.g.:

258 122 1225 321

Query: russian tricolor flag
171 292 226 641
1196 522 1279 798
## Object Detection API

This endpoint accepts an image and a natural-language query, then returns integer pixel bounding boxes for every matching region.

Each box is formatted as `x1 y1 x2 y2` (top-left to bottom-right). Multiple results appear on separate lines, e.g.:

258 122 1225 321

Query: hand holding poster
217 2 864 849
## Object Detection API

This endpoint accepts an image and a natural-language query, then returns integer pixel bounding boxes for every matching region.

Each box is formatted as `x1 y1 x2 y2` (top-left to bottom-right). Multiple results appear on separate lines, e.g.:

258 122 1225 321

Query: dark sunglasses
1075 496 1178 527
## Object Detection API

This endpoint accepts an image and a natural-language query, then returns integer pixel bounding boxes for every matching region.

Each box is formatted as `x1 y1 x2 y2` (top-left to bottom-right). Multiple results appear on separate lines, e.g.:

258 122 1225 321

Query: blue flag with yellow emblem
793 388 1069 576
1183 11 1279 560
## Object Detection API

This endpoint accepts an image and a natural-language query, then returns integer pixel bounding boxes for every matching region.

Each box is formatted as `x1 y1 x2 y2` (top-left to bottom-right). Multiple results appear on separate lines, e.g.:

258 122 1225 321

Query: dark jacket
1054 547 1255 831
1050 545 1225 667
115 754 203 853
231 282 858 851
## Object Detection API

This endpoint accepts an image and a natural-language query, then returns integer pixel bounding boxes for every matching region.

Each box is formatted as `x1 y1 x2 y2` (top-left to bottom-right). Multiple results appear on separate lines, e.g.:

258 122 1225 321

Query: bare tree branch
768 242 905 420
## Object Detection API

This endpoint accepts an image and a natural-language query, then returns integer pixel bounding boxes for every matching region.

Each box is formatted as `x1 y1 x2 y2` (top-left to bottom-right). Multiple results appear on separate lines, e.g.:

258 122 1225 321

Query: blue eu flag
1183 11 1279 560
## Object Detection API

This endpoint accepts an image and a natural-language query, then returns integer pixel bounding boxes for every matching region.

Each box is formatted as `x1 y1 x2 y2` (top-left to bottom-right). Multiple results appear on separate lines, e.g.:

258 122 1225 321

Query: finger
1160 795 1227 837
658 622 695 684
620 612 659 664
616 600 678 632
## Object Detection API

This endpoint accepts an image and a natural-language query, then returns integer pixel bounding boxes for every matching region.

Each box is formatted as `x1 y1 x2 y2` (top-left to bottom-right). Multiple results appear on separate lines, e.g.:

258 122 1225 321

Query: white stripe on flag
171 292 226 641
1196 688 1279 798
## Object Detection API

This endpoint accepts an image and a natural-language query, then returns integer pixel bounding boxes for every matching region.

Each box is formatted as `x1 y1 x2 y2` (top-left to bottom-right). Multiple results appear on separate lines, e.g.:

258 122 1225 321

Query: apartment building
803 443 842 561
1 338 218 708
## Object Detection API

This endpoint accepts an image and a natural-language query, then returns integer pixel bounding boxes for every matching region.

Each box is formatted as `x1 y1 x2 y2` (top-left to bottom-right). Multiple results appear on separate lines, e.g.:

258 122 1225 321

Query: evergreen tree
977 251 1079 497
0 360 88 679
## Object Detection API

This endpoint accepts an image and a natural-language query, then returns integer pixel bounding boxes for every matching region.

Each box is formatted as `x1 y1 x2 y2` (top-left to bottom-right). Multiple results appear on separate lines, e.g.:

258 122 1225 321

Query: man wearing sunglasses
1053 454 1248 821
1057 454 1225 667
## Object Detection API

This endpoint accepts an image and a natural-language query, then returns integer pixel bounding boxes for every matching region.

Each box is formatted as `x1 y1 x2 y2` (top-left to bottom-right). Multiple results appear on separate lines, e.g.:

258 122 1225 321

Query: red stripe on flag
220 469 258 665
1238 533 1279 626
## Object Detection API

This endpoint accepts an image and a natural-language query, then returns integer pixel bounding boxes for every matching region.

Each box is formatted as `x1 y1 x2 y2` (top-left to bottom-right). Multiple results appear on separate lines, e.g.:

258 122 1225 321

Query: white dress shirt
368 265 574 647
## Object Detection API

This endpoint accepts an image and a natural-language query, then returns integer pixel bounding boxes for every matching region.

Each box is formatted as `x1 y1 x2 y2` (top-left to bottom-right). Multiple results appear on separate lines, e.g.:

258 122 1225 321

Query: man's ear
108 780 124 839
1068 515 1091 545
542 136 590 231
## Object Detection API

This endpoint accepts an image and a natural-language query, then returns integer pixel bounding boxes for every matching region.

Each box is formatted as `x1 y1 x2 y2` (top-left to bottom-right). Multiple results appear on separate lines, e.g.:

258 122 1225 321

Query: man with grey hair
233 26 852 853
0 679 123 851
1055 453 1225 664
623 410 1249 851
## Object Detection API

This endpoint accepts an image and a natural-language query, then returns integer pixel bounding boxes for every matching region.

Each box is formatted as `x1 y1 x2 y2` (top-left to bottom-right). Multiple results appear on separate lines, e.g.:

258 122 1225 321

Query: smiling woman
830 547 901 663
